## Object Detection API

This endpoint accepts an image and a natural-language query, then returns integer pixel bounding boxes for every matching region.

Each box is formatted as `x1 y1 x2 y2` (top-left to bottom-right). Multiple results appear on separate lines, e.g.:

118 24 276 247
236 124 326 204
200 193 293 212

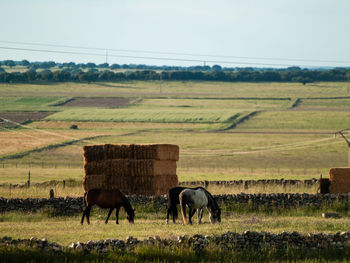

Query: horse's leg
80 207 86 225
105 208 114 224
166 206 171 224
189 208 196 225
180 199 187 225
85 206 91 225
198 208 203 224
172 204 178 224
115 206 120 224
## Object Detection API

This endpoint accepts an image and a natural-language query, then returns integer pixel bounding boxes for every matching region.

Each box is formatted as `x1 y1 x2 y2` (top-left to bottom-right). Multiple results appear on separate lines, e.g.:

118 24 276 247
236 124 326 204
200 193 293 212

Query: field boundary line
218 111 260 131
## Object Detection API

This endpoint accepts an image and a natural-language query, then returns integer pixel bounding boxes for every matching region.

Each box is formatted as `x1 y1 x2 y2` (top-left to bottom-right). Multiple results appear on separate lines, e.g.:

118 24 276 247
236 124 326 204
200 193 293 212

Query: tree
98 63 109 68
86 62 97 68
110 64 120 69
4 60 15 67
292 76 313 85
212 65 222 71
21 60 30 67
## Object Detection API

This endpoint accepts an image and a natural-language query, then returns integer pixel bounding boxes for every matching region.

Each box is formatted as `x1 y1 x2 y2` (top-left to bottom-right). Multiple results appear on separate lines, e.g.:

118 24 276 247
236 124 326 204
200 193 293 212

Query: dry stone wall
1 192 349 215
1 230 350 253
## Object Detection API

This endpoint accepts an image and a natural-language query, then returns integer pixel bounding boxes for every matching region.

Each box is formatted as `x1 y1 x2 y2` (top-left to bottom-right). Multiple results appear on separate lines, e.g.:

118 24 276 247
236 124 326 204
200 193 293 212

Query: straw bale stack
329 167 350 194
82 144 179 195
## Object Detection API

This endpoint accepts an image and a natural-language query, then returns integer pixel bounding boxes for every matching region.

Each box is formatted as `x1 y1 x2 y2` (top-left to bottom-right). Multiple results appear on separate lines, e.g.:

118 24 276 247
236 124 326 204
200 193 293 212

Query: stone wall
1 230 349 253
180 178 319 187
1 192 349 215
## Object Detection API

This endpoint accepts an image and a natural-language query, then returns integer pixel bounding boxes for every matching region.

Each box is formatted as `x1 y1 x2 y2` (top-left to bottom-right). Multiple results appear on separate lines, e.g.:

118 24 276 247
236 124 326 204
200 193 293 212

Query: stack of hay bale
82 144 179 196
329 167 350 194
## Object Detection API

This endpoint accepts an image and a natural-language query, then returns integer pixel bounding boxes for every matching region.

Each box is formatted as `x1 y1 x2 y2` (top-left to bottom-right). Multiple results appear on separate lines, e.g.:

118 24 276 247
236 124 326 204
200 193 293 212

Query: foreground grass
2 245 350 263
1 212 350 246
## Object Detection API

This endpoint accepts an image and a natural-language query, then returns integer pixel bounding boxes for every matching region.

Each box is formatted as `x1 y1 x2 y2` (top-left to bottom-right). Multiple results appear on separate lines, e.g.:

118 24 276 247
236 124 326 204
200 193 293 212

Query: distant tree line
0 60 350 84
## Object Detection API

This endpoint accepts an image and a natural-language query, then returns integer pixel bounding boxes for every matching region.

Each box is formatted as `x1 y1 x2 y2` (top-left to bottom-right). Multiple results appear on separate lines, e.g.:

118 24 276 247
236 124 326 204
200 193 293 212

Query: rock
75 243 83 251
322 212 341 218
69 242 76 249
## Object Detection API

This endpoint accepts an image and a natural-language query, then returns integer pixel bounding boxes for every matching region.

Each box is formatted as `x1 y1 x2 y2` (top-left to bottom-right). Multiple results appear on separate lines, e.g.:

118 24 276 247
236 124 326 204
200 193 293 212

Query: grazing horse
179 188 221 225
166 186 203 224
81 189 135 225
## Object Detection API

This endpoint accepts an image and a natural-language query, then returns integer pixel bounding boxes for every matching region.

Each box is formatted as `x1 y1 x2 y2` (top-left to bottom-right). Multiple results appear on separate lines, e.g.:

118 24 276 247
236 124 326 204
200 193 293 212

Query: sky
0 0 350 68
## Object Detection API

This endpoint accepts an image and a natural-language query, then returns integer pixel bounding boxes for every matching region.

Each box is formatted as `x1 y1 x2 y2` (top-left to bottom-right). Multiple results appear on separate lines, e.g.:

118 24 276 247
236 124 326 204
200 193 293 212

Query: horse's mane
201 188 220 211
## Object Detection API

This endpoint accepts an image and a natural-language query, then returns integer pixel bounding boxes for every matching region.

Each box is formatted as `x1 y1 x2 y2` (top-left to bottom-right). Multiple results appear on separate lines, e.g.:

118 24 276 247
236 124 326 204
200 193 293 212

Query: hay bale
84 159 176 178
82 143 179 195
83 144 179 161
83 145 105 163
329 167 350 194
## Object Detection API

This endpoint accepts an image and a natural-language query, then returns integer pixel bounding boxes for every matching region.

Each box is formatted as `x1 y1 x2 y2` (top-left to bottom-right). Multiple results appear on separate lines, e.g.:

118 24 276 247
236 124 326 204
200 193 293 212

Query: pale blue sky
0 0 349 67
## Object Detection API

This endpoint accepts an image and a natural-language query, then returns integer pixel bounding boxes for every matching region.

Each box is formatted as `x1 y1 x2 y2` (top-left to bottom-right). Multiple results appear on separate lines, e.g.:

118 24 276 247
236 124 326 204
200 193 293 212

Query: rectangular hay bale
83 144 179 161
329 167 350 194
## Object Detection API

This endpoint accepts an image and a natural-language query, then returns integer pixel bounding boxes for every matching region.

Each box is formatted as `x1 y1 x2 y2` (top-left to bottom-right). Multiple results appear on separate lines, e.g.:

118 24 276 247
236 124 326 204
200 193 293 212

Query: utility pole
159 72 162 94
336 129 350 166
105 49 108 64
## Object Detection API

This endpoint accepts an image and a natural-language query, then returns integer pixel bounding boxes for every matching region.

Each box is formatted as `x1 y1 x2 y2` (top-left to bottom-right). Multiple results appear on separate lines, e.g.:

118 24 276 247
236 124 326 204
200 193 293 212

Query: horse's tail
179 192 187 225
167 194 178 220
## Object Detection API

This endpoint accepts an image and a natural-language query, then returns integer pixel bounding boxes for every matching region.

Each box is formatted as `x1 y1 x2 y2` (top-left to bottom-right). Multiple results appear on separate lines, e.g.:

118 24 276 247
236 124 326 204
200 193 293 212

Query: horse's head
127 208 135 224
209 209 221 224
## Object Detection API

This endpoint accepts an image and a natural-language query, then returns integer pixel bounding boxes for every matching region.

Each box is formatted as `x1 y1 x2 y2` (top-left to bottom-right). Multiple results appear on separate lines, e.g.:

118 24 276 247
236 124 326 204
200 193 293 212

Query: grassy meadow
2 212 350 246
1 81 350 185
1 80 350 261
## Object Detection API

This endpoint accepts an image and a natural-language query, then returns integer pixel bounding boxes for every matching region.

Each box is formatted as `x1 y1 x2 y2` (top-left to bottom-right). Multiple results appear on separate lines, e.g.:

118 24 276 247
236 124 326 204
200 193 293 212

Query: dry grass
0 167 83 184
0 129 114 157
0 180 318 199
28 121 217 131
1 214 350 245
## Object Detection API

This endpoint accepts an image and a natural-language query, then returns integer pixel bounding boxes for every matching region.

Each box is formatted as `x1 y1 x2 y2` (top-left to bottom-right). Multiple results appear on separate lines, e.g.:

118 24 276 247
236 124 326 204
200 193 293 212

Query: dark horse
179 187 221 225
166 186 203 224
81 189 135 225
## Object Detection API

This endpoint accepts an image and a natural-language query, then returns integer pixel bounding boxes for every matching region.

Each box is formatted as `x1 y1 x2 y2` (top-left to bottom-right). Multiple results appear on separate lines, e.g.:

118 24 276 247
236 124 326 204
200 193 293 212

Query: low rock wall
1 192 349 215
180 178 319 187
1 230 350 253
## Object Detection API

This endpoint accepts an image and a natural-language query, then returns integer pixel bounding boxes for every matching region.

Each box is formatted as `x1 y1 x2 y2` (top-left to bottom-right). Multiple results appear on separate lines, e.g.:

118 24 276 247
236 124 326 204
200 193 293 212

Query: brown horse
81 189 135 225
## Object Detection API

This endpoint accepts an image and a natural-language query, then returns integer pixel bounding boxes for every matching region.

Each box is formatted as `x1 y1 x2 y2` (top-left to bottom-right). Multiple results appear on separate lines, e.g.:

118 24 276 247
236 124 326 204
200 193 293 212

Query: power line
0 46 335 68
1 40 350 65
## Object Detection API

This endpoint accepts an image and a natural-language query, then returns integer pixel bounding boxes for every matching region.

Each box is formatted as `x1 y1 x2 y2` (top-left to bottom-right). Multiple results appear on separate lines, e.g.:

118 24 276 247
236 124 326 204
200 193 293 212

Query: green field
2 80 350 262
1 81 350 184
235 110 350 131
44 108 243 123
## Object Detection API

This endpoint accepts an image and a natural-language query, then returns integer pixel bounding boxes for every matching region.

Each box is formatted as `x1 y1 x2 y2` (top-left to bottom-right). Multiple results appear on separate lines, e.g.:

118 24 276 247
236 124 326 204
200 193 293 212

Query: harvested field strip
28 121 223 131
0 112 55 127
0 125 116 157
136 98 291 110
45 108 243 123
297 98 350 110
58 97 133 107
1 81 349 99
234 110 350 131
0 135 109 161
